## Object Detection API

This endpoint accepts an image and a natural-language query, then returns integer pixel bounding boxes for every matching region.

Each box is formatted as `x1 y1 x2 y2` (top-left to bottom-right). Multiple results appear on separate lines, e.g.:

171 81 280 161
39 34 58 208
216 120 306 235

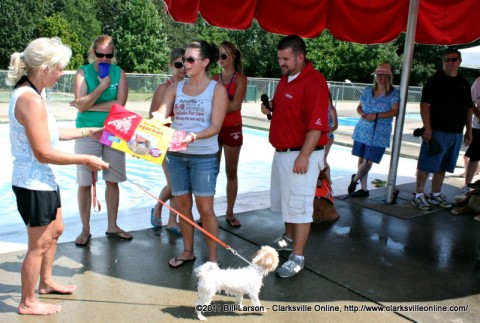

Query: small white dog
194 246 279 321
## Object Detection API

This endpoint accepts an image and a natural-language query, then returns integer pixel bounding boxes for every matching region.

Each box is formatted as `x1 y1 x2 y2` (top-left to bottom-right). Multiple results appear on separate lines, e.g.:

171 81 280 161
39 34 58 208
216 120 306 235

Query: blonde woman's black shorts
12 186 61 227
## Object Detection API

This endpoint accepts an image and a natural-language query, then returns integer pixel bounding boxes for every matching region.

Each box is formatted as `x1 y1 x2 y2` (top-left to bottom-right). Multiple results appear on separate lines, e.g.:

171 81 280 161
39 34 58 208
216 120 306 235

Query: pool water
0 122 274 227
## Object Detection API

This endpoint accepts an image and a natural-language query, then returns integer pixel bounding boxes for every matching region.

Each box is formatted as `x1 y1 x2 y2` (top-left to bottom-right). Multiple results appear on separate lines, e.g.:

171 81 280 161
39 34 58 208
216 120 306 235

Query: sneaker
348 174 358 195
428 193 452 208
277 254 304 278
461 185 472 195
411 194 432 211
270 234 293 251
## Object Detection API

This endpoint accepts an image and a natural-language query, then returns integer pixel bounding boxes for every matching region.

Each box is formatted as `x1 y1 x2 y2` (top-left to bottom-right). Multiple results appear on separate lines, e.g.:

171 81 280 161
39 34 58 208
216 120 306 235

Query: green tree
36 13 84 69
0 0 51 68
53 0 102 63
227 22 283 78
111 0 169 73
96 0 124 35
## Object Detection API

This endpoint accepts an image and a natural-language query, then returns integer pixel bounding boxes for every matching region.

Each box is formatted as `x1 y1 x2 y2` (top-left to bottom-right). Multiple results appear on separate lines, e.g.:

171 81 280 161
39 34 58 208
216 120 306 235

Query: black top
421 69 473 133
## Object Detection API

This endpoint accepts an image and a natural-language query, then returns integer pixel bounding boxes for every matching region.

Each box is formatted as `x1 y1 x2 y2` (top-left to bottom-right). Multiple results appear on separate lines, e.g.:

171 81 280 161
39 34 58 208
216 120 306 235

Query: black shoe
351 189 369 197
348 174 358 195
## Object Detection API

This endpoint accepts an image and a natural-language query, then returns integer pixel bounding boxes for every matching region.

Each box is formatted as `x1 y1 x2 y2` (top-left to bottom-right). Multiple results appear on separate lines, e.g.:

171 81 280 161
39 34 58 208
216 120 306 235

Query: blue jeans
166 152 218 197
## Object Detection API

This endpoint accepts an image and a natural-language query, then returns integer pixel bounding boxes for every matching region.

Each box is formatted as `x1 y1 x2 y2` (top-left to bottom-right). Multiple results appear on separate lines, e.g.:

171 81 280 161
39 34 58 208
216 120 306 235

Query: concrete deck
1 99 479 322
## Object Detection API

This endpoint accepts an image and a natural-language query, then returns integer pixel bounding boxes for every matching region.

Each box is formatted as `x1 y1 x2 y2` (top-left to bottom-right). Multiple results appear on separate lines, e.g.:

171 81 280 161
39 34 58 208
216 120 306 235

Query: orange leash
108 166 252 265
91 171 101 212
109 167 229 248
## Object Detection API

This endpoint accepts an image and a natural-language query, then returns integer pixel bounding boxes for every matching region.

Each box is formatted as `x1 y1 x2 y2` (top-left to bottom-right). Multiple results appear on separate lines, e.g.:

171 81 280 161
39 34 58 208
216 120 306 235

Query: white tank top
171 80 219 154
9 86 59 190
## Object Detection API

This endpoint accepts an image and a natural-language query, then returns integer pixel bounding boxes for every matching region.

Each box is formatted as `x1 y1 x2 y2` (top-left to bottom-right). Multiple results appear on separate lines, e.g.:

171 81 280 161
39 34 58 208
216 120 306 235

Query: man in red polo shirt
261 35 329 278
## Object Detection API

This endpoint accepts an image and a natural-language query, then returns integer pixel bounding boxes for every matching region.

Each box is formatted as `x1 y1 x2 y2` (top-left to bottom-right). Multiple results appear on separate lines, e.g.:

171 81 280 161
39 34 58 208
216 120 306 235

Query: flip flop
168 256 196 268
226 218 241 228
150 208 162 228
105 230 133 240
75 234 91 247
166 226 182 235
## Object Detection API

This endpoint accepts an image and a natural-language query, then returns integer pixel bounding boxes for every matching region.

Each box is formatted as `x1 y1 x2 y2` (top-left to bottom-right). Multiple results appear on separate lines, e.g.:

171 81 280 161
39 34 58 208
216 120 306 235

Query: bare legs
153 161 179 228
284 222 311 256
19 209 76 315
169 194 218 265
324 136 334 178
353 157 373 191
218 144 241 224
415 169 446 193
77 179 130 243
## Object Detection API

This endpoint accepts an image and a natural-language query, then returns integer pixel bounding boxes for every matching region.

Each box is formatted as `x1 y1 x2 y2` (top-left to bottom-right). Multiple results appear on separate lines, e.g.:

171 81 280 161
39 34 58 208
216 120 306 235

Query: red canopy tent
164 0 480 45
164 0 480 203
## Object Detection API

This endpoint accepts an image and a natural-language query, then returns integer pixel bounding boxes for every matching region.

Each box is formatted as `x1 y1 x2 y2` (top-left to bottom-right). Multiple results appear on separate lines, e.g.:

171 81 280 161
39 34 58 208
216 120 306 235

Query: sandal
75 233 91 247
150 208 162 228
226 217 241 228
166 226 182 235
169 249 196 268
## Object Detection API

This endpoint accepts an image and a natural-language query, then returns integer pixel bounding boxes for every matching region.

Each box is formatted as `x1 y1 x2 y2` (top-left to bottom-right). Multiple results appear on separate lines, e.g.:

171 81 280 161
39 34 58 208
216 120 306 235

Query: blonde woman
73 35 130 245
348 63 400 197
7 37 108 315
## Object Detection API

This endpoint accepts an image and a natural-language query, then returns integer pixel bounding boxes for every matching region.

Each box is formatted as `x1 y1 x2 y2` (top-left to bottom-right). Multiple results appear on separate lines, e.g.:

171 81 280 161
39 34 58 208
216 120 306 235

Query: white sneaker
270 234 293 251
461 185 472 195
411 194 432 211
277 254 304 278
428 193 452 208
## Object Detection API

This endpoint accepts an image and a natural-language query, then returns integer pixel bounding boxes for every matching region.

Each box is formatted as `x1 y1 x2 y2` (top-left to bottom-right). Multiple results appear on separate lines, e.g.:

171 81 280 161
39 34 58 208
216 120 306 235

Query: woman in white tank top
152 40 228 268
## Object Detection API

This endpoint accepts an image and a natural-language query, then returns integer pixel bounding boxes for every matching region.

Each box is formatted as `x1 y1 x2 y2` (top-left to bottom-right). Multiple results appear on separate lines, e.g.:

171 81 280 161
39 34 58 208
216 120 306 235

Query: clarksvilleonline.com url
263 303 469 313
344 304 469 313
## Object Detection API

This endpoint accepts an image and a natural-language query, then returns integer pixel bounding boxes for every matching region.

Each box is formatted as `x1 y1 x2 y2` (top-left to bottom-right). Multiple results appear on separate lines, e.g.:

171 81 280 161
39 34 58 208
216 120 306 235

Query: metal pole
385 0 420 203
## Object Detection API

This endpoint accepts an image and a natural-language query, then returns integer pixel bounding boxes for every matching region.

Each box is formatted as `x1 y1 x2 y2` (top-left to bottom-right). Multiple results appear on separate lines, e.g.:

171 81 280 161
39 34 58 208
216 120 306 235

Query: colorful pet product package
100 104 175 165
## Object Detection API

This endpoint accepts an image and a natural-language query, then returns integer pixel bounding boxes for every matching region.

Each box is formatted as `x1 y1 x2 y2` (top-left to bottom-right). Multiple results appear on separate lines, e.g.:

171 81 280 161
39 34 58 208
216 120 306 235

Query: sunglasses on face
94 51 114 59
219 53 230 60
443 57 459 62
173 62 184 69
182 56 203 64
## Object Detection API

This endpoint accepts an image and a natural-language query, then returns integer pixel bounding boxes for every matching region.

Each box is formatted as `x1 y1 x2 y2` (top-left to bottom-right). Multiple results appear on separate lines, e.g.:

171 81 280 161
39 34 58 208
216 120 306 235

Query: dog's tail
194 261 219 278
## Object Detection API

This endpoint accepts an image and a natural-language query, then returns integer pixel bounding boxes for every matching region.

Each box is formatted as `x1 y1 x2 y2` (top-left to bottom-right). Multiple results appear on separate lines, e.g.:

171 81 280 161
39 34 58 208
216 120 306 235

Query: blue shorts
417 130 463 173
351 141 386 164
166 152 218 197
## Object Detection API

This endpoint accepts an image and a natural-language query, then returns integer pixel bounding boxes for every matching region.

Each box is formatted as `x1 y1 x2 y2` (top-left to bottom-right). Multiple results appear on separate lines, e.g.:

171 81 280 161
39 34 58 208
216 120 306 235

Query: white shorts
75 137 126 186
270 150 324 223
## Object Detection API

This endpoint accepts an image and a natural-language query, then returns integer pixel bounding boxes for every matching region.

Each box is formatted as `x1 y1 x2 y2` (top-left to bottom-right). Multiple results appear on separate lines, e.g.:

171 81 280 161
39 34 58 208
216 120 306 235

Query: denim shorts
417 130 463 173
166 152 218 197
351 141 386 164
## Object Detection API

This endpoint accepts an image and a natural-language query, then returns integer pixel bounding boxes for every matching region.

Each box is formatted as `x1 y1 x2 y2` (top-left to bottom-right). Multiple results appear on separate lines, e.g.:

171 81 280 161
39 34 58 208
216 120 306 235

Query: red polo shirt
269 62 329 150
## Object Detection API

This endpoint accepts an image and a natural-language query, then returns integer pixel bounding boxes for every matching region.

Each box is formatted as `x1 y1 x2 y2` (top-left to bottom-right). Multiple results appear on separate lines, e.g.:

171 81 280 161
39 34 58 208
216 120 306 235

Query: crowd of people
7 33 478 315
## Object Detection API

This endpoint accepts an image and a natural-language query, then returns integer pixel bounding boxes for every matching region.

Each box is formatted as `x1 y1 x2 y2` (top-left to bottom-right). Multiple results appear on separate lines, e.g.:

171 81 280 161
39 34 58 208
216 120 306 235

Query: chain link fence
0 69 424 133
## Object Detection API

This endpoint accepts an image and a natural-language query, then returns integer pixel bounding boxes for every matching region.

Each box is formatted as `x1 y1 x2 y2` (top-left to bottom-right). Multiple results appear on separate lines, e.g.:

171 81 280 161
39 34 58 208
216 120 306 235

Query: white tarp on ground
460 46 480 69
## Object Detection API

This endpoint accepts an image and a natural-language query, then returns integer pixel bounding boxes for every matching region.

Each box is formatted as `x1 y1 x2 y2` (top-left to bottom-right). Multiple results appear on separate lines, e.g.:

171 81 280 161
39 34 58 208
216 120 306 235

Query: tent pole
385 0 420 203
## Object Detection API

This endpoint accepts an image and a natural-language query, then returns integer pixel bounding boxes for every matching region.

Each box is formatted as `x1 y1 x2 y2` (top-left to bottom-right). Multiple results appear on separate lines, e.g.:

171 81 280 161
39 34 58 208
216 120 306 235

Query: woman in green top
72 35 130 246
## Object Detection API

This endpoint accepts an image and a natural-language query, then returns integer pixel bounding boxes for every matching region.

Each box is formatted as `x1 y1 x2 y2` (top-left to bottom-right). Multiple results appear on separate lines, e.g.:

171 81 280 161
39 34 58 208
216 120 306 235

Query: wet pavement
1 101 479 322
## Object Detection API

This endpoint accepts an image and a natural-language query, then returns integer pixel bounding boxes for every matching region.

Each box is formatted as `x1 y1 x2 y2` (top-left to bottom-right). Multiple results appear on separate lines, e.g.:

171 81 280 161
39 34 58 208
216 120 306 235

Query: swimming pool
0 122 274 227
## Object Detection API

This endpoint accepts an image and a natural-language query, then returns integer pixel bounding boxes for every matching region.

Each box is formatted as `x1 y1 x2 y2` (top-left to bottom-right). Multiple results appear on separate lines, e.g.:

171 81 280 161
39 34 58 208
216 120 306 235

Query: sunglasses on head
94 51 114 59
443 57 459 62
219 53 230 60
173 62 184 69
182 56 203 64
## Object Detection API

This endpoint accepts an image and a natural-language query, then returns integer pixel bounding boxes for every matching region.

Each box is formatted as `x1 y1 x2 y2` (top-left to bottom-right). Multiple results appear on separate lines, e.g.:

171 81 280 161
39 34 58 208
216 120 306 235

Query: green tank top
76 63 122 127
